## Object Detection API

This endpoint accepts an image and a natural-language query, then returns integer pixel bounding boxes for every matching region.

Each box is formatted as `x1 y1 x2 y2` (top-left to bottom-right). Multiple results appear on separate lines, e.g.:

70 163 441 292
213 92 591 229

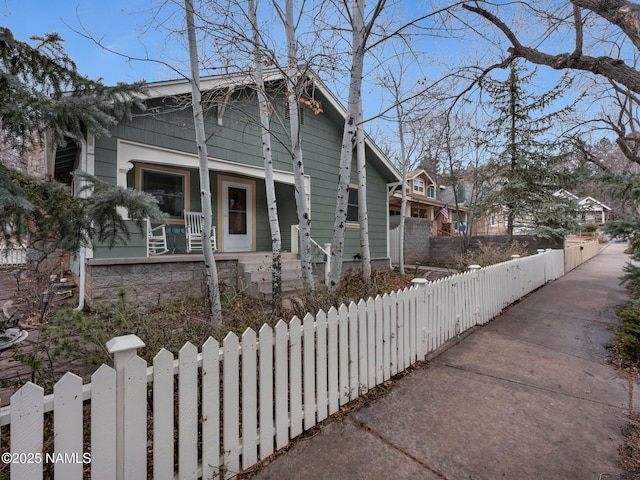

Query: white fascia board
139 70 285 99
554 189 579 200
116 139 307 193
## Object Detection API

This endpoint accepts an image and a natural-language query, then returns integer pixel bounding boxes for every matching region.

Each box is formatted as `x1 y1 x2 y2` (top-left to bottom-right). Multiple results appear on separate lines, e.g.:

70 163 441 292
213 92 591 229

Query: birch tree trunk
356 96 371 281
395 101 408 275
282 0 315 291
329 0 367 289
185 0 222 326
248 0 283 314
329 0 386 289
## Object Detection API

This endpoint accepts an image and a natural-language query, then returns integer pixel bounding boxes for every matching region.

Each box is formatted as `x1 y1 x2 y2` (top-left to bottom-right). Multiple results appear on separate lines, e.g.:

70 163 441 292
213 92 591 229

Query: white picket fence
1 248 571 480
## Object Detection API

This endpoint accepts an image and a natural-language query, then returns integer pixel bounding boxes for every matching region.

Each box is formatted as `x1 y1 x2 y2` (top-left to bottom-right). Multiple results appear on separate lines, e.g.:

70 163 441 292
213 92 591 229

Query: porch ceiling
54 142 79 184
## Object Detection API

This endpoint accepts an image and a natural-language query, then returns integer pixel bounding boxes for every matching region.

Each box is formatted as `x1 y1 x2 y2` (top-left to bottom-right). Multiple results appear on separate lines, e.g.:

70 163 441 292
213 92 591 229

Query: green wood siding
89 85 396 259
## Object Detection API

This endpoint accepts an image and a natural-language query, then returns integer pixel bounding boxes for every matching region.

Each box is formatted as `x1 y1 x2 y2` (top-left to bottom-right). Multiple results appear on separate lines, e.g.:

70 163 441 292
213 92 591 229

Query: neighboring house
473 209 508 236
438 179 470 236
389 170 468 237
472 189 611 238
554 190 611 225
48 70 401 306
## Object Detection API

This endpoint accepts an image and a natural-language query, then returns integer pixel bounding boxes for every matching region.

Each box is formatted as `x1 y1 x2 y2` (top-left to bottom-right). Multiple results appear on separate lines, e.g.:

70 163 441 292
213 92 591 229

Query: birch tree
185 0 222 326
248 0 284 314
183 0 324 297
273 0 316 292
329 0 386 289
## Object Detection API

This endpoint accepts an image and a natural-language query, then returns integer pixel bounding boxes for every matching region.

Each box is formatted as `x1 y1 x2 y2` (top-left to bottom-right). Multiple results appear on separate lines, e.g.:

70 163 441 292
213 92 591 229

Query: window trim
413 178 425 194
135 163 190 223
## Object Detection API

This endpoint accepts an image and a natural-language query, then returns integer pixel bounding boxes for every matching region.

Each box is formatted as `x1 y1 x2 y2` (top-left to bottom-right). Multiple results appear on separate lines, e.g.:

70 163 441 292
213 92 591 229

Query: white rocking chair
147 219 169 256
185 211 217 253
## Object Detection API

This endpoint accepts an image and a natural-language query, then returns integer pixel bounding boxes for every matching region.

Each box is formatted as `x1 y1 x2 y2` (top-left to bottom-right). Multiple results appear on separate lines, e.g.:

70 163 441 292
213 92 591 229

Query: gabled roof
140 70 401 183
553 189 579 201
578 196 611 211
406 169 437 185
554 190 611 211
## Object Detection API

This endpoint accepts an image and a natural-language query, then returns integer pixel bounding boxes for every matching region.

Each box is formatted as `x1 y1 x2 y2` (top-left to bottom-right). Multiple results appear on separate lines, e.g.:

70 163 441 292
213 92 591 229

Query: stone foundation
83 255 237 307
81 254 392 307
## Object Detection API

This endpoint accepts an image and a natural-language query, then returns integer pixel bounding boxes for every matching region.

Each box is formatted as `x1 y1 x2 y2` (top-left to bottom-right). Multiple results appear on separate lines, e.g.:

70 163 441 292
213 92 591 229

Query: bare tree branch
462 3 640 94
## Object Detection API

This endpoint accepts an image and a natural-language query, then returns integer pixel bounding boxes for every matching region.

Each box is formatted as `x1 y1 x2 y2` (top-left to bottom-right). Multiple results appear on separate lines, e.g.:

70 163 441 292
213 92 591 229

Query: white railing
290 224 331 285
0 245 26 267
0 248 571 480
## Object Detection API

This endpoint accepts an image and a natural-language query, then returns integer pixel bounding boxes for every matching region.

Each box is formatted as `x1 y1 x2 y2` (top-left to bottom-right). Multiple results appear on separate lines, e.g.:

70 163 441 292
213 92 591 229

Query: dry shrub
451 241 530 270
288 269 415 319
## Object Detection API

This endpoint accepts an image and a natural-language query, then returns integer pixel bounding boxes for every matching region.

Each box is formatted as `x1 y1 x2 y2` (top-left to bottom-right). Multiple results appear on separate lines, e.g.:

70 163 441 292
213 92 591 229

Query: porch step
238 255 306 300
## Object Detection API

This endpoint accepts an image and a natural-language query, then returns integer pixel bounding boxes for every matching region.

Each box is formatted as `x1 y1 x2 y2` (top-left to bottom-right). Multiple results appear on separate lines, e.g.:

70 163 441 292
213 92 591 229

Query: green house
52 71 401 306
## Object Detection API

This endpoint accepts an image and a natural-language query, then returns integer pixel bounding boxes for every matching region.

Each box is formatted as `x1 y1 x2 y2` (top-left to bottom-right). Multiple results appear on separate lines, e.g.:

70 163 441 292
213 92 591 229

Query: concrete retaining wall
404 218 432 265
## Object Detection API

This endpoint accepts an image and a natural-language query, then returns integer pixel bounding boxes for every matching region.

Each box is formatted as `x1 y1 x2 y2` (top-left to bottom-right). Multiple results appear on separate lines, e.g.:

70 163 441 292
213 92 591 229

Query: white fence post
106 334 145 480
468 265 482 325
411 278 428 359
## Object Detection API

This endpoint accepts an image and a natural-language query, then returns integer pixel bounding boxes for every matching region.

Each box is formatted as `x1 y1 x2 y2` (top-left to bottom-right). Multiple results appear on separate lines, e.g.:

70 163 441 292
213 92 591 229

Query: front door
221 179 253 252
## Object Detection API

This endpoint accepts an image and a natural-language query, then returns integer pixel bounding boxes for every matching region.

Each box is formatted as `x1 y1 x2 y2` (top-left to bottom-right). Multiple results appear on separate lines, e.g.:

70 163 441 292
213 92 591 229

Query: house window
346 186 359 223
456 184 466 203
284 103 304 125
427 185 435 198
138 165 188 219
413 178 425 194
490 214 498 226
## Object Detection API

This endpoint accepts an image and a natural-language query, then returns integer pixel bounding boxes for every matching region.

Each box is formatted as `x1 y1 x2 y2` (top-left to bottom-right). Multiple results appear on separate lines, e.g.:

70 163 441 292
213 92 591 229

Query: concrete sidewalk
251 242 635 480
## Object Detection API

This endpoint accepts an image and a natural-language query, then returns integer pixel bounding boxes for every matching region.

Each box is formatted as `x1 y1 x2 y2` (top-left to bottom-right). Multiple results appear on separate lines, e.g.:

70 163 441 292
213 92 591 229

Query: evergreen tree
602 173 640 296
475 61 579 241
0 27 162 256
0 27 144 149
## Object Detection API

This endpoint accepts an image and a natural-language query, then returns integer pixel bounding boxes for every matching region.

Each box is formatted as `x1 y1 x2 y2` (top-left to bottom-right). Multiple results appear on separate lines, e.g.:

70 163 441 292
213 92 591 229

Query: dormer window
413 178 425 194
427 184 435 198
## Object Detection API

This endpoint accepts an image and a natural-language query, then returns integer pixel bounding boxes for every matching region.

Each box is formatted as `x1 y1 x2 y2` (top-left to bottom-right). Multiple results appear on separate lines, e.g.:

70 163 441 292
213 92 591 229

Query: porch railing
0 244 26 267
290 224 331 285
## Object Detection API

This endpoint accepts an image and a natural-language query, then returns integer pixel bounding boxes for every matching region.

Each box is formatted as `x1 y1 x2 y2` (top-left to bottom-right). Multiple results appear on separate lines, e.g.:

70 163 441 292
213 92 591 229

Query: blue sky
2 0 590 152
1 0 174 84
